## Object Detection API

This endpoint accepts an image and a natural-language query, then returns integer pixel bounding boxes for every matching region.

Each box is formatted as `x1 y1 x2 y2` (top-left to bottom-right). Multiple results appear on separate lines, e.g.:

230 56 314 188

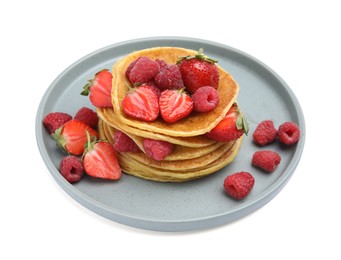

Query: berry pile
43 106 121 183
122 49 221 125
224 119 301 200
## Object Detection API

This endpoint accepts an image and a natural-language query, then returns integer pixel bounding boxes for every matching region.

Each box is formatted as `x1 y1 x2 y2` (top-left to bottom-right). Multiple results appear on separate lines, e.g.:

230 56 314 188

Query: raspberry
59 155 84 183
224 172 255 200
127 57 160 84
253 120 277 146
143 138 174 161
252 150 281 172
74 107 99 128
278 121 300 145
192 86 220 112
154 63 184 90
43 112 72 134
113 130 140 153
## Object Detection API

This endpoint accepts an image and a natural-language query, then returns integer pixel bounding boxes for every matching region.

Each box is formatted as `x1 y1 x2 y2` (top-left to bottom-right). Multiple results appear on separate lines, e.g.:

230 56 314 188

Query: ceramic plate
36 37 305 232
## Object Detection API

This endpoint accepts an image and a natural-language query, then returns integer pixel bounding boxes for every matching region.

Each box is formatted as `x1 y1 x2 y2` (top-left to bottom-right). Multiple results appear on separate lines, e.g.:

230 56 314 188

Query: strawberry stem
177 48 218 64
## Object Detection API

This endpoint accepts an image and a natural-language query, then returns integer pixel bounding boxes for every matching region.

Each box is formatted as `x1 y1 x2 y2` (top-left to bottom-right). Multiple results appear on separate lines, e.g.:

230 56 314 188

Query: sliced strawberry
159 88 193 123
51 119 99 155
83 132 121 180
81 69 113 108
177 48 219 94
206 104 249 142
122 84 159 122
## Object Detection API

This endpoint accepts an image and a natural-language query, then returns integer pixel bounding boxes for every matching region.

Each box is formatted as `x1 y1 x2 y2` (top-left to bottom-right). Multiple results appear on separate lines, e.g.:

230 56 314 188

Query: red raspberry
192 86 220 112
252 150 281 172
155 59 168 69
43 112 72 134
253 120 277 146
127 57 160 84
278 121 300 145
59 155 84 183
143 138 174 161
113 130 140 153
74 107 99 128
224 172 255 200
154 63 184 90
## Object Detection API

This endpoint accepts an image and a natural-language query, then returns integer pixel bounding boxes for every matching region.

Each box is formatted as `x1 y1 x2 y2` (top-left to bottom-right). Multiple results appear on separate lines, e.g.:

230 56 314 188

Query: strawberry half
159 88 193 123
177 48 219 94
206 104 249 142
83 132 121 180
122 83 159 122
51 119 99 155
81 69 113 108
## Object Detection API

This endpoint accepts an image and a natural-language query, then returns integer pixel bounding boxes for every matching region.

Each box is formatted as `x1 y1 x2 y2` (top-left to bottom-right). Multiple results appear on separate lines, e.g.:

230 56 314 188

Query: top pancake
111 47 239 137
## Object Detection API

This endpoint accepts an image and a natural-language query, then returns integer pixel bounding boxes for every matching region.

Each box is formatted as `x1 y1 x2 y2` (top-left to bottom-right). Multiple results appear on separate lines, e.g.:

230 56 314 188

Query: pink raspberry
252 150 281 172
59 155 84 183
155 59 168 69
74 107 99 128
127 57 160 84
154 63 184 90
224 172 255 200
113 130 140 153
278 121 300 145
143 138 174 161
192 86 220 112
253 120 277 146
43 112 72 134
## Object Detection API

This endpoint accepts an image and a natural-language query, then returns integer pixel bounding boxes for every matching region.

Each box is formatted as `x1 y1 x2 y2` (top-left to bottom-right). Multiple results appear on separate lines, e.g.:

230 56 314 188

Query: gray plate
36 37 305 232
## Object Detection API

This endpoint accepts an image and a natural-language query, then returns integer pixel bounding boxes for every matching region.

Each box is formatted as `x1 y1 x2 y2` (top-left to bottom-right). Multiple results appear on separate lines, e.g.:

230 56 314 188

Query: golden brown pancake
111 47 239 137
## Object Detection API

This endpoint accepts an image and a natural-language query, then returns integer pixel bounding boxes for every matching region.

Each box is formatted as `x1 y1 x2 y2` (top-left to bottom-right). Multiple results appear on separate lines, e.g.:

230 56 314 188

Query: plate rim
36 36 305 232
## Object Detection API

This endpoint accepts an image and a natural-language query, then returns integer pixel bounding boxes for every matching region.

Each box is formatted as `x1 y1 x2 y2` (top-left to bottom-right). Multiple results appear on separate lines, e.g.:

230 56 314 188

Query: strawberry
83 132 121 180
51 119 99 155
81 69 113 108
122 83 159 122
177 48 219 94
206 104 249 142
159 88 193 123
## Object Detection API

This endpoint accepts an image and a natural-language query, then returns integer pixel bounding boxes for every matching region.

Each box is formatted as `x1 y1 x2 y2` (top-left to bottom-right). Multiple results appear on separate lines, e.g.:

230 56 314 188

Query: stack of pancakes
97 47 243 182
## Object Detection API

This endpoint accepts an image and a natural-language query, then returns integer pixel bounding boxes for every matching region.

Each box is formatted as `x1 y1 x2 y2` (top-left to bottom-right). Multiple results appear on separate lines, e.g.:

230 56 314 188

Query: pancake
97 107 216 148
117 137 243 182
100 118 227 161
111 47 239 137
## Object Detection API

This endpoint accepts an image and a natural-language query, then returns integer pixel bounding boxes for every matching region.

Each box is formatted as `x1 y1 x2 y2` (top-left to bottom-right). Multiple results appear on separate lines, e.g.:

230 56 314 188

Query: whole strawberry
81 69 113 108
206 104 249 142
177 48 219 94
159 88 193 123
83 132 122 180
224 172 255 200
122 83 160 122
51 119 99 155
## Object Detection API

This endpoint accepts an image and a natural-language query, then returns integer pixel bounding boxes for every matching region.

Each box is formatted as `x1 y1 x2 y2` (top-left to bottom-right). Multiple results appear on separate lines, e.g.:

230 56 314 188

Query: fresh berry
126 57 160 84
177 48 219 94
192 86 220 112
83 132 122 180
252 150 281 172
122 84 160 122
59 155 84 183
143 138 174 161
43 112 72 134
206 104 249 142
154 63 184 90
113 130 140 153
143 82 161 98
74 107 99 128
159 88 193 123
51 119 99 155
81 69 113 108
253 120 277 146
224 172 255 200
277 121 300 145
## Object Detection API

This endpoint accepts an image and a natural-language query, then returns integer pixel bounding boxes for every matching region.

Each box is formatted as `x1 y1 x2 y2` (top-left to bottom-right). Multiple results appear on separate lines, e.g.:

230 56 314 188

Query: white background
1 0 340 259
